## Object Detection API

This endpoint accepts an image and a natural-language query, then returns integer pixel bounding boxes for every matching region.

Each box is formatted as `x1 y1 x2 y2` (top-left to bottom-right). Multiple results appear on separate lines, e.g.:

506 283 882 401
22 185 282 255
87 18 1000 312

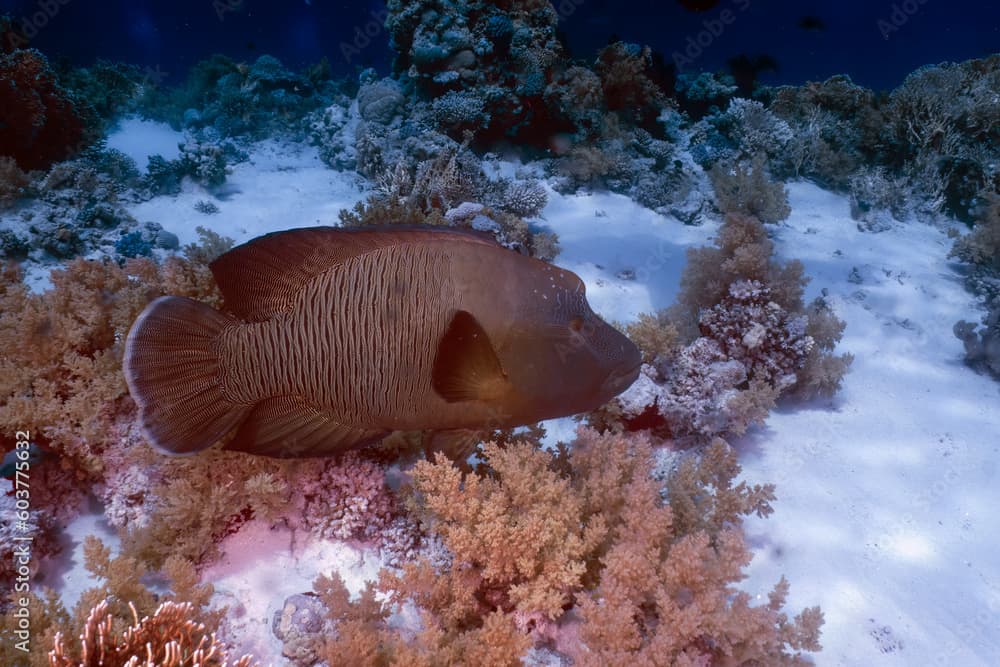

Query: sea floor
43 120 1000 666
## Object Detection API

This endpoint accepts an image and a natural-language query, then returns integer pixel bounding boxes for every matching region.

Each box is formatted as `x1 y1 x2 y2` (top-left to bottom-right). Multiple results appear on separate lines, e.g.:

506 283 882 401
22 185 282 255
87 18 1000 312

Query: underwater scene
0 0 998 664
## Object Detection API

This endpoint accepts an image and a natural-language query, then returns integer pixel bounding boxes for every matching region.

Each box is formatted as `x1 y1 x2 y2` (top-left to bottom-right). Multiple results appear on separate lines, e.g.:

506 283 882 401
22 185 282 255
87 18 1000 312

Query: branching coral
951 195 1000 378
720 98 794 161
121 447 402 568
672 212 807 335
770 58 998 221
314 571 531 666
664 437 776 541
121 449 292 567
654 336 781 438
625 311 681 364
0 587 68 667
410 442 604 620
0 531 223 667
848 165 910 231
699 279 814 391
570 431 819 666
49 600 256 667
768 74 880 189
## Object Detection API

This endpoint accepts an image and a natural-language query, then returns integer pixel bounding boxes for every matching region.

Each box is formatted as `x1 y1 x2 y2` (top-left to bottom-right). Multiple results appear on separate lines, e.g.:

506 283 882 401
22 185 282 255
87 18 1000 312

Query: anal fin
225 396 387 458
424 429 484 467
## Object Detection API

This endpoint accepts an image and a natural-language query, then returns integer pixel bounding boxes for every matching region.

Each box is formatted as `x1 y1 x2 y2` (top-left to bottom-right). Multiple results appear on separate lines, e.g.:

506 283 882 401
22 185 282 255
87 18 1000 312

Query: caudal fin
124 296 250 455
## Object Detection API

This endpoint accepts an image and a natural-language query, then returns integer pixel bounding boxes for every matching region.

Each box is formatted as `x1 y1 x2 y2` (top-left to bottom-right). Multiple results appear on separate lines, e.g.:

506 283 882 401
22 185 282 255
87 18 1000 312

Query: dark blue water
0 0 997 90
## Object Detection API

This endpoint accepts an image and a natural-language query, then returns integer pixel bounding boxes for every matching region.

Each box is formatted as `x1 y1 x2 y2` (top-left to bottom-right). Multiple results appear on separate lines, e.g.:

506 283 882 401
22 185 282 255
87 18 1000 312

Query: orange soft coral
410 441 605 620
312 430 821 665
0 238 225 477
572 434 821 665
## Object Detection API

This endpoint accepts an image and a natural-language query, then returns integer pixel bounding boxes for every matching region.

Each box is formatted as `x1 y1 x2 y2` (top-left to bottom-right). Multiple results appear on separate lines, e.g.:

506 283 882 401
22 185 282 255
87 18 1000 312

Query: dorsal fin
210 225 502 321
432 310 511 403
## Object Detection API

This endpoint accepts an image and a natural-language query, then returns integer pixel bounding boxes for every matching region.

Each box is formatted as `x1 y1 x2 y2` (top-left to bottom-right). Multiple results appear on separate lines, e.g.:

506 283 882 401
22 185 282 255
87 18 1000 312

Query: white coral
725 98 794 158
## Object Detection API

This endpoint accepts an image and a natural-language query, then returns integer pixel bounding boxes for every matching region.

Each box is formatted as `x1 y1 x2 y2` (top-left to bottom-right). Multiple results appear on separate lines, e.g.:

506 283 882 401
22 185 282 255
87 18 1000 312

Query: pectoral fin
432 310 510 403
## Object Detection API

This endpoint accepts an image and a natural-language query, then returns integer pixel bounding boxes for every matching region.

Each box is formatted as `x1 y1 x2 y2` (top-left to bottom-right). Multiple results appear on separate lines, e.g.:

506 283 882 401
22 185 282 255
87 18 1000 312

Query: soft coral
0 47 85 169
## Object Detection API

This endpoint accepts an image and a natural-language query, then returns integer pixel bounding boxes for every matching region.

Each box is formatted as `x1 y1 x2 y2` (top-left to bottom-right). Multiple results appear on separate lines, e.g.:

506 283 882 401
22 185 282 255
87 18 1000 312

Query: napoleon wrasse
123 226 641 458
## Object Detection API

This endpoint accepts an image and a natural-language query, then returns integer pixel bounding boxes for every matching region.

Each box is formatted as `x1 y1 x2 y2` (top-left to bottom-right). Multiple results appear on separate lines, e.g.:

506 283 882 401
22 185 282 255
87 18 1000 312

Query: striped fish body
124 226 641 458
217 239 513 430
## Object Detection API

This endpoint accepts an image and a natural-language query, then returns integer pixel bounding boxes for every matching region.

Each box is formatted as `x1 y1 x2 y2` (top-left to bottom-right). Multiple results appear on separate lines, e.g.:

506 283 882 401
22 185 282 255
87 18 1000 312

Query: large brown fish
123 226 640 458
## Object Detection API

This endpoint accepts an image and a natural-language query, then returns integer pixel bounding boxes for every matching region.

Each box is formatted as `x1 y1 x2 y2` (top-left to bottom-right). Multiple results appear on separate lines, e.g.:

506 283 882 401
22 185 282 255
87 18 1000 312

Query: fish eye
569 317 584 332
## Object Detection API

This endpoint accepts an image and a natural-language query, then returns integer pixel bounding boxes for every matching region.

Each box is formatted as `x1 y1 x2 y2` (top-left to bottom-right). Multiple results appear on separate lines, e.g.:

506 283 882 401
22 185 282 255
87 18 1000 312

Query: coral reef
951 193 1000 270
0 155 30 210
768 57 999 222
768 74 880 190
879 59 999 220
594 42 669 131
951 194 1000 377
49 600 255 667
314 572 531 666
847 166 909 231
145 54 341 139
57 60 147 132
573 434 819 666
609 213 851 438
1 531 225 667
0 231 227 480
710 153 791 223
339 139 556 259
142 140 240 196
298 453 398 542
0 146 188 262
385 0 566 145
954 302 1000 379
292 429 820 665
120 446 403 568
0 480 60 585
717 98 794 161
0 47 87 170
